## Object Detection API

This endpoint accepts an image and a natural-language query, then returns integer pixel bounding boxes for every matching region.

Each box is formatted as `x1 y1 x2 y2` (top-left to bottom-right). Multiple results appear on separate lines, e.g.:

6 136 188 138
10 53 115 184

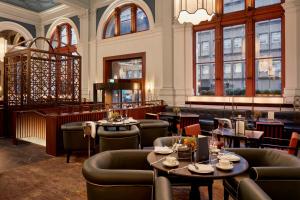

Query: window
103 4 149 38
50 23 78 54
255 0 281 8
196 30 215 96
223 24 246 96
255 19 282 95
224 0 245 14
193 0 284 97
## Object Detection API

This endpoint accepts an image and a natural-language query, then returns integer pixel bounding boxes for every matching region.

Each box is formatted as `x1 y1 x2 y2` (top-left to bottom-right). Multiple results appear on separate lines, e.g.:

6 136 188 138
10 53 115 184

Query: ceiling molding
0 2 40 24
56 0 90 9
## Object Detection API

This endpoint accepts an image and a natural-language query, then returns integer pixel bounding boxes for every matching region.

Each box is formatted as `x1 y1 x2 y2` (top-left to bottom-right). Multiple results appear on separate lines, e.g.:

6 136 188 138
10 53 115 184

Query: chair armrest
155 177 173 200
83 166 154 185
249 167 300 181
238 178 271 200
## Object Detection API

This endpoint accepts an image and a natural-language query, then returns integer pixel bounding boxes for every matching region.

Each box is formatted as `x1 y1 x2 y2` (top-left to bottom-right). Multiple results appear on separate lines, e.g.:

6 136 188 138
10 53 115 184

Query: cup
166 156 177 164
219 159 232 167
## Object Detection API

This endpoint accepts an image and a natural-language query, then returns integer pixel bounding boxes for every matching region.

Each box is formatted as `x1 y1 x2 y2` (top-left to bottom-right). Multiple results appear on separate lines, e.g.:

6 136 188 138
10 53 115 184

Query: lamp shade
177 0 215 25
0 37 7 62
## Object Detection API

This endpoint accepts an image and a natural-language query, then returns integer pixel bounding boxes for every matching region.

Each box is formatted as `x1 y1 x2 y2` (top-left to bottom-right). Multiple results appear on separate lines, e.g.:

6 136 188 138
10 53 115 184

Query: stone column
283 0 300 104
78 9 90 100
158 0 175 105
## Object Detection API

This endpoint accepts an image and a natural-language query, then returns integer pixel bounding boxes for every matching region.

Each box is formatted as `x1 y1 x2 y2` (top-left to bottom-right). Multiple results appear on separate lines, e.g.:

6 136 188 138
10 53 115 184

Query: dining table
147 149 249 200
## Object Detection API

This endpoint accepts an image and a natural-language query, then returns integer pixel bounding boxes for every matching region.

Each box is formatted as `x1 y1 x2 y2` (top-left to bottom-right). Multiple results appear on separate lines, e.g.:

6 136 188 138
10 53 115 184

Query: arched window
50 23 78 53
103 4 149 39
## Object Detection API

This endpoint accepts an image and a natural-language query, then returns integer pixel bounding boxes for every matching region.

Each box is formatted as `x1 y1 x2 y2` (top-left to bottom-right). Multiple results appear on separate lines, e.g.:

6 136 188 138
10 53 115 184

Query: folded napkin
194 164 214 172
219 154 240 161
83 121 96 138
98 120 108 124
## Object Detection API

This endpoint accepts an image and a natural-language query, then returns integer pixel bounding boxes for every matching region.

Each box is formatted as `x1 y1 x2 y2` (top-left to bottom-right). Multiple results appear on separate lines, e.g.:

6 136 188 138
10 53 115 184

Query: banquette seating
82 149 174 200
223 148 300 200
138 119 169 149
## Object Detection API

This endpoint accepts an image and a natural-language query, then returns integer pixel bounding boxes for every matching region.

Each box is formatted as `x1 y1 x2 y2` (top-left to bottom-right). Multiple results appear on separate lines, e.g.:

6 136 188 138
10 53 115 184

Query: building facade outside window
193 0 284 97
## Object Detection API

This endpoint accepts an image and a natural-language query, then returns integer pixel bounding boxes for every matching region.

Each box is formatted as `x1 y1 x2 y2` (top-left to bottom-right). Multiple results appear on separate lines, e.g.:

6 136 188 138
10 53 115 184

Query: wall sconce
0 37 7 62
146 82 154 101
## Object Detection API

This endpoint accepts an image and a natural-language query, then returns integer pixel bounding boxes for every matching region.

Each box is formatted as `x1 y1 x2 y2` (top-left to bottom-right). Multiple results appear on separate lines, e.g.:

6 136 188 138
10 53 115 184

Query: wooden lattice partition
3 37 81 108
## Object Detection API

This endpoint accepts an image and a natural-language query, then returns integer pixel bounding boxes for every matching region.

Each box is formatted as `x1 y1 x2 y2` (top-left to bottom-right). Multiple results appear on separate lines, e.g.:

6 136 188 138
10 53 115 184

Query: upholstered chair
223 148 300 200
82 150 154 200
97 125 140 152
61 122 98 163
153 136 213 200
155 177 173 200
238 178 271 200
138 119 169 148
184 124 201 137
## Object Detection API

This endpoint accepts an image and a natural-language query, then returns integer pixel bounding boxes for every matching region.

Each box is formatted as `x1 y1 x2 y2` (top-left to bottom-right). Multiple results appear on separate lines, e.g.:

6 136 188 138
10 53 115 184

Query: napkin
154 146 171 153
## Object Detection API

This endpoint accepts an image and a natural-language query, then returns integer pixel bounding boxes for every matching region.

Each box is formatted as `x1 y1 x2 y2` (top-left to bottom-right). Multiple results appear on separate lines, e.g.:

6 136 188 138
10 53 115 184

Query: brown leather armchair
155 177 173 200
97 125 140 152
82 150 154 200
238 178 271 200
138 119 169 148
224 148 300 200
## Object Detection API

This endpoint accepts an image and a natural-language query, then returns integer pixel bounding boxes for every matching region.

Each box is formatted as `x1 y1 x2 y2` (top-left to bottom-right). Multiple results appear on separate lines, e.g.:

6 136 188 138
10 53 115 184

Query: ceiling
0 0 61 12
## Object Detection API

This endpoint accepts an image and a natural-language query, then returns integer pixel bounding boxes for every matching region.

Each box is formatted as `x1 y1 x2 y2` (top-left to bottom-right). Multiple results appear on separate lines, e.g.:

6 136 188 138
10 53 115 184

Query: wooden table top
214 128 264 140
147 151 248 180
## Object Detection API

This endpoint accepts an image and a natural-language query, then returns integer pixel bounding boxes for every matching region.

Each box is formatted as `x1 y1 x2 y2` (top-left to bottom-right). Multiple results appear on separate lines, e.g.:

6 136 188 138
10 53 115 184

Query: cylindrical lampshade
0 37 7 62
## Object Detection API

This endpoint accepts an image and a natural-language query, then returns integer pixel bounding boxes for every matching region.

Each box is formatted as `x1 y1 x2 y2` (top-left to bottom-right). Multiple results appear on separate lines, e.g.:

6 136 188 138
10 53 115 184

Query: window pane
71 28 77 45
223 24 246 96
120 6 132 35
196 29 215 96
136 8 149 32
111 58 142 80
255 19 282 95
51 32 58 48
224 0 245 14
105 16 115 38
255 0 281 8
60 25 67 47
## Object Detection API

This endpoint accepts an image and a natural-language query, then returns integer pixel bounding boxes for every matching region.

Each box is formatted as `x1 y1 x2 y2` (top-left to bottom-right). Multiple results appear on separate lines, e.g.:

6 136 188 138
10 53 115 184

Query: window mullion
131 5 137 33
115 8 120 36
215 21 224 96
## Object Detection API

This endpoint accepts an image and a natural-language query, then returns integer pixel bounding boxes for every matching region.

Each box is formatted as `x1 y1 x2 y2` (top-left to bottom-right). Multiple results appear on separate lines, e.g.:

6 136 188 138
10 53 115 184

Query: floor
0 138 227 200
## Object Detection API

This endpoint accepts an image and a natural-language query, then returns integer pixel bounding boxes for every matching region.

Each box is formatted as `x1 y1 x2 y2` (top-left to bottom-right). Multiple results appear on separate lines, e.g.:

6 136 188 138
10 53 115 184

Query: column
283 0 300 103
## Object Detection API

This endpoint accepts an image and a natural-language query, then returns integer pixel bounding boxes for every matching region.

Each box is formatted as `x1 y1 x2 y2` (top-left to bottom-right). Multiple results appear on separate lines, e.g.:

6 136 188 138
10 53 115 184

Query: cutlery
150 157 166 165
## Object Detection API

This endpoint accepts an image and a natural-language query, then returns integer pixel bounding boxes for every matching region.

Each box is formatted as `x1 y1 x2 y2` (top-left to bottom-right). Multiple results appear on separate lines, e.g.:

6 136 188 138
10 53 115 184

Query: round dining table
147 151 249 200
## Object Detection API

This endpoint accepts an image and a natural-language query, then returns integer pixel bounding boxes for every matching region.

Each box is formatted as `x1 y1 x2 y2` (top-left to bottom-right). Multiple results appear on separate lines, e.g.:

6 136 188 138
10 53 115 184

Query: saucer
217 154 240 162
154 147 173 155
216 163 234 170
188 164 214 174
162 160 179 167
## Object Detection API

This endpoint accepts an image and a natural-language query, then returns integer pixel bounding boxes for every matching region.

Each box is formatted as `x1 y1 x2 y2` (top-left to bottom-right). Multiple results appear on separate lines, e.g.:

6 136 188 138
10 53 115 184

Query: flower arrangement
182 137 197 151
108 111 122 122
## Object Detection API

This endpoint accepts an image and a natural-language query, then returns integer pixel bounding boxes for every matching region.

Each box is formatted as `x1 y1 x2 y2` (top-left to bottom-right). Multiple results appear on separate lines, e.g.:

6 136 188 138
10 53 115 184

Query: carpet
0 156 228 200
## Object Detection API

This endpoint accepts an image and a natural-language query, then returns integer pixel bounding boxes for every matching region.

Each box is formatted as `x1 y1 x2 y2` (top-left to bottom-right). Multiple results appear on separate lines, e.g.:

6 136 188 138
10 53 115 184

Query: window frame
103 4 149 39
193 0 285 97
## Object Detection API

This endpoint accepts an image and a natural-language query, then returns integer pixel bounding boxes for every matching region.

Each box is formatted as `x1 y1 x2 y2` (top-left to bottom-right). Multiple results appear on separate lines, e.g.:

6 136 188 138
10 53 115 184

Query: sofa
223 148 300 200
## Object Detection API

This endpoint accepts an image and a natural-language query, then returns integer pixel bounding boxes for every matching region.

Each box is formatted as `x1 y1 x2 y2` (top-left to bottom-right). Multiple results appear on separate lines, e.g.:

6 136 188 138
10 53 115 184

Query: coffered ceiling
0 0 61 12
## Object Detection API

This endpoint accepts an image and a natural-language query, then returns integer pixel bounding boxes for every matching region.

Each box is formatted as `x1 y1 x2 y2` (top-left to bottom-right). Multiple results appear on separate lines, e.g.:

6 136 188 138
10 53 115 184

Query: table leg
190 184 201 200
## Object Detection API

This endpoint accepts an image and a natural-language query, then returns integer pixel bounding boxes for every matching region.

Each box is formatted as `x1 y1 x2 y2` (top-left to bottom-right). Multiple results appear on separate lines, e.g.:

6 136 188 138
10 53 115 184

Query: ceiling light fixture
177 0 216 25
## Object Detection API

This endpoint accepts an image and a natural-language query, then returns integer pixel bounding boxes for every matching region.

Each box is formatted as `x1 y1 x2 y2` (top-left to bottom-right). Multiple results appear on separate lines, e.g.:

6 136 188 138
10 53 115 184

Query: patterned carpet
0 155 228 200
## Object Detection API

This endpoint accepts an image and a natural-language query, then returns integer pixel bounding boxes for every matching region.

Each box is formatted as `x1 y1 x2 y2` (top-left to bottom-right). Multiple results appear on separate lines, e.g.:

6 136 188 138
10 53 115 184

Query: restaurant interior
0 0 299 200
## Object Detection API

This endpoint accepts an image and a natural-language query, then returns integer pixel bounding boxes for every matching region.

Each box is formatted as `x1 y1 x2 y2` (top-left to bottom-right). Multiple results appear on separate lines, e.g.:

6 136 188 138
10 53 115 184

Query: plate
210 148 220 153
154 147 173 155
217 154 240 162
162 160 179 167
188 164 214 174
216 163 234 170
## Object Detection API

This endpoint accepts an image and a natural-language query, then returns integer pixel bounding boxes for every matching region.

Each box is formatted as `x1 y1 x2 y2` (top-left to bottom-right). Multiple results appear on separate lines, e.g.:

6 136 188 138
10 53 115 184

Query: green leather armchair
238 178 271 200
224 148 300 200
139 119 169 148
155 177 173 200
82 150 154 200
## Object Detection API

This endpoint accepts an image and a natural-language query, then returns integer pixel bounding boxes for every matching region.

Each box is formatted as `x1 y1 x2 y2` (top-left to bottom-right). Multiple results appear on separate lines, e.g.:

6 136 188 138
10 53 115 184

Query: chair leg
66 150 72 163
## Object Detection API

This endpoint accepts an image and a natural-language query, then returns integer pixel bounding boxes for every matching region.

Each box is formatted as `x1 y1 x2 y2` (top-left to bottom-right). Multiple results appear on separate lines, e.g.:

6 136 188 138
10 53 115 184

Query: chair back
184 124 201 137
288 132 299 155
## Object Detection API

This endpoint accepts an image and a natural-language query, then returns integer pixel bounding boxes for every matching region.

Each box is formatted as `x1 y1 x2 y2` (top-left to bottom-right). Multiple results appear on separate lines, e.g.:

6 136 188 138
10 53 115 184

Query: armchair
82 150 153 200
155 177 173 200
238 178 271 200
223 148 300 200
